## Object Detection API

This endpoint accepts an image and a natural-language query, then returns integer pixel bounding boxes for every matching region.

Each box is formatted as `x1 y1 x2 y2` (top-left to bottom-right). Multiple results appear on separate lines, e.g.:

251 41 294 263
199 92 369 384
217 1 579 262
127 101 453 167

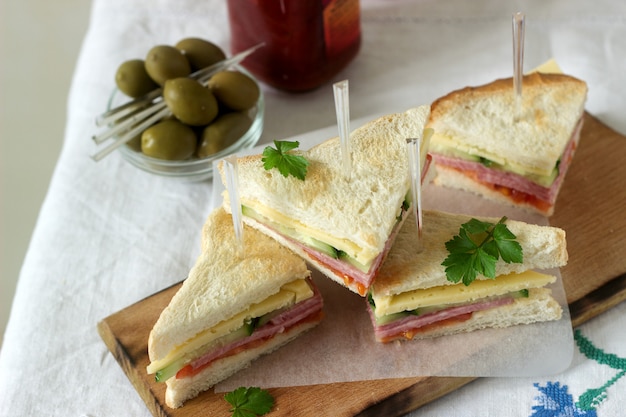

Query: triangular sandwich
367 210 567 343
426 72 587 216
147 207 323 408
219 106 431 296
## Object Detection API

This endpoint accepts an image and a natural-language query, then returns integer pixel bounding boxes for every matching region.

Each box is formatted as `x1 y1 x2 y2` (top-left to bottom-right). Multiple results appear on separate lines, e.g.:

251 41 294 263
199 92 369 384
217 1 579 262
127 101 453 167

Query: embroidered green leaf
574 329 626 411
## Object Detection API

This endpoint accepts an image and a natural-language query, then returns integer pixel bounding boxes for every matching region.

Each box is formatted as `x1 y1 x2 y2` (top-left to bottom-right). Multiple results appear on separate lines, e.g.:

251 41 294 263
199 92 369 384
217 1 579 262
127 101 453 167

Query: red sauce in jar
227 0 361 92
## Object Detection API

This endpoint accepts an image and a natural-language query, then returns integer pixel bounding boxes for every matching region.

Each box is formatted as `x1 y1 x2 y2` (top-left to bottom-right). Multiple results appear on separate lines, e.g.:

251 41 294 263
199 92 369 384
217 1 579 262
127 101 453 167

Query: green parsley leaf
442 216 523 285
261 140 309 180
224 387 274 417
493 223 524 263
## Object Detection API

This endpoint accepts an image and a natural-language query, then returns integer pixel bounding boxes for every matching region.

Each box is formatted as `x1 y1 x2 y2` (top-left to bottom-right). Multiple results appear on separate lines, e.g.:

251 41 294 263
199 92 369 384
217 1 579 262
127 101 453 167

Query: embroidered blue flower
530 330 626 416
531 382 597 417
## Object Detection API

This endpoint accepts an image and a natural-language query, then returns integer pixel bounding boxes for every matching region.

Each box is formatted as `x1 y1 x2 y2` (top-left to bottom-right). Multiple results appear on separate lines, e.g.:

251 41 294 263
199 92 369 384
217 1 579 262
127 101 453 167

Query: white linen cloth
1 0 625 416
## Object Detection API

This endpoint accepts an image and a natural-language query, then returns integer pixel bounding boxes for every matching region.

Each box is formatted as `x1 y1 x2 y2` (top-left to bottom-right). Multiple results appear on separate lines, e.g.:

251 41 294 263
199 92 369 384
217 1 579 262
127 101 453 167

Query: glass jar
227 0 361 92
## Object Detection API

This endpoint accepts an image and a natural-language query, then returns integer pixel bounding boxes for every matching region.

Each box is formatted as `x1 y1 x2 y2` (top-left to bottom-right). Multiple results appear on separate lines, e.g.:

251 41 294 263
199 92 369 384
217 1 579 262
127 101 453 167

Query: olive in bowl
110 65 264 181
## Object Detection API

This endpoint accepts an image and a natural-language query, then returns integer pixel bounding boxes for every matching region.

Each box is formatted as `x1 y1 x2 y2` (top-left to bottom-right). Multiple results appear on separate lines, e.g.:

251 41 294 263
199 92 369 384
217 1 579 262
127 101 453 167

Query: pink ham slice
369 296 515 343
297 214 406 294
431 117 582 206
181 279 323 376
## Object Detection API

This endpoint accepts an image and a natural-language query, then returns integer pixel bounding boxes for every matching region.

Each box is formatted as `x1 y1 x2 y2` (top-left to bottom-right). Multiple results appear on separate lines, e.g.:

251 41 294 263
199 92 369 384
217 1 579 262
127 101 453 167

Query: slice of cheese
430 132 556 178
531 58 563 74
146 278 313 374
372 270 556 317
243 199 379 266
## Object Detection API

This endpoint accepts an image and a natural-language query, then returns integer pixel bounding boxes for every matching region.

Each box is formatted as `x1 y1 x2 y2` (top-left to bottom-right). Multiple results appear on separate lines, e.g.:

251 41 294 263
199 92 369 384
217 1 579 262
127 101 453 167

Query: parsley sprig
262 140 309 180
224 386 274 417
441 216 523 286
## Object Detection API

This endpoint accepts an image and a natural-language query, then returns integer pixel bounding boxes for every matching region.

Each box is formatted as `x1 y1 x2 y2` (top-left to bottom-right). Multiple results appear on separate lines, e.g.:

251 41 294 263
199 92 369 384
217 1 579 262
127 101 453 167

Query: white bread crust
372 210 568 296
148 207 310 362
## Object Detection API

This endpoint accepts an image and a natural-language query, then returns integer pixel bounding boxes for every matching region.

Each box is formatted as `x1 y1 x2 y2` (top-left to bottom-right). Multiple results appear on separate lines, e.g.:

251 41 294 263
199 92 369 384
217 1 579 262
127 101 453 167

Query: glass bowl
107 65 264 181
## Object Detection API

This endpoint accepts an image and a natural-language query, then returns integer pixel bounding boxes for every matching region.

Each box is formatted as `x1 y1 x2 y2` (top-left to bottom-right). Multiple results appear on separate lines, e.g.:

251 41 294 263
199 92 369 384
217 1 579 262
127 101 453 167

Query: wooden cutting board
98 113 626 417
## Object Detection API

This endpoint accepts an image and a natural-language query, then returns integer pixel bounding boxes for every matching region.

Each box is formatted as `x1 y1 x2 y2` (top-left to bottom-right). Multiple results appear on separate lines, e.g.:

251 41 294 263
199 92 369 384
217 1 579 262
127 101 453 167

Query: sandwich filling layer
368 270 557 343
429 116 582 212
240 198 411 296
147 278 322 382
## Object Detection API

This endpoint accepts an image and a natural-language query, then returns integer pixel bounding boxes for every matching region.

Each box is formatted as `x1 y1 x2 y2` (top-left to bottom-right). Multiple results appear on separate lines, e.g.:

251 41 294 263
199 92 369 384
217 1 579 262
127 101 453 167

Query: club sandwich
425 71 587 216
367 210 567 343
146 207 323 408
218 105 432 296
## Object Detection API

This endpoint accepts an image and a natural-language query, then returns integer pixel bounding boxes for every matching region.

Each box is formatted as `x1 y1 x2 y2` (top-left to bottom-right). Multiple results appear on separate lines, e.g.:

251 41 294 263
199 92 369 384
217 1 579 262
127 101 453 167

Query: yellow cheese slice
146 278 313 373
243 199 377 264
373 270 556 317
530 58 563 74
282 279 316 303
430 132 556 178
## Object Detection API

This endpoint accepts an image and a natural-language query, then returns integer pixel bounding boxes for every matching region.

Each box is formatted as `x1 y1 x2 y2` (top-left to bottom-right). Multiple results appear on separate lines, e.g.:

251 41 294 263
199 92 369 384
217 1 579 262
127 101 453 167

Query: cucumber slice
256 306 289 328
242 205 339 258
434 146 559 187
242 204 376 272
244 317 260 336
153 324 252 382
338 250 370 273
374 311 413 325
479 157 494 167
373 288 532 326
513 288 529 298
301 235 339 259
155 356 188 382
527 167 559 188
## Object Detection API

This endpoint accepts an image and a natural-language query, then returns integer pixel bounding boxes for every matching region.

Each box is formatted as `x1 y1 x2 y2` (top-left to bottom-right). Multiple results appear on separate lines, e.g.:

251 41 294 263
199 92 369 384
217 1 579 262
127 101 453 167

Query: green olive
207 71 260 111
197 112 252 158
175 37 226 71
163 78 219 126
141 119 197 160
115 59 158 98
144 45 191 86
125 133 142 152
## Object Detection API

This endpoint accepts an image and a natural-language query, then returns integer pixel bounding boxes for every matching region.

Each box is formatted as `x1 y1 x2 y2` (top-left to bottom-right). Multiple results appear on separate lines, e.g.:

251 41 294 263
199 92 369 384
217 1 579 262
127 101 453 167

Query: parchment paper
209 116 574 391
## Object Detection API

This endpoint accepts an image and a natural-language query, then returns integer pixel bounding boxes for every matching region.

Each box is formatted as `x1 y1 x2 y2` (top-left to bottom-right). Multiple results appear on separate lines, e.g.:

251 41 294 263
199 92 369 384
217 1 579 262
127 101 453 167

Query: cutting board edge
97 319 173 417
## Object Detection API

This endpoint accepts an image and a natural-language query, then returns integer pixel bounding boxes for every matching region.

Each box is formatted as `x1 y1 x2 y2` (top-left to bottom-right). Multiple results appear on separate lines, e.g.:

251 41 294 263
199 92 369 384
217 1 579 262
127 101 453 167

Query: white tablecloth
1 1 625 416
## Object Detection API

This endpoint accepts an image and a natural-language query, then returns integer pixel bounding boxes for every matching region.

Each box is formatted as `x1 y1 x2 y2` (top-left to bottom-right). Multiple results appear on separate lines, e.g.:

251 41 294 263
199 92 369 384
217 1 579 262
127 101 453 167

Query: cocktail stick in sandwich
146 207 323 408
367 210 567 343
426 72 588 216
218 106 432 296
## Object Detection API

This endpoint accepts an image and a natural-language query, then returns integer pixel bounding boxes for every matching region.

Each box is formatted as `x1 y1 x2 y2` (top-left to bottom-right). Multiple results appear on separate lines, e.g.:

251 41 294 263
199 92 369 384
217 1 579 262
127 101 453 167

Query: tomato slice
459 169 552 213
